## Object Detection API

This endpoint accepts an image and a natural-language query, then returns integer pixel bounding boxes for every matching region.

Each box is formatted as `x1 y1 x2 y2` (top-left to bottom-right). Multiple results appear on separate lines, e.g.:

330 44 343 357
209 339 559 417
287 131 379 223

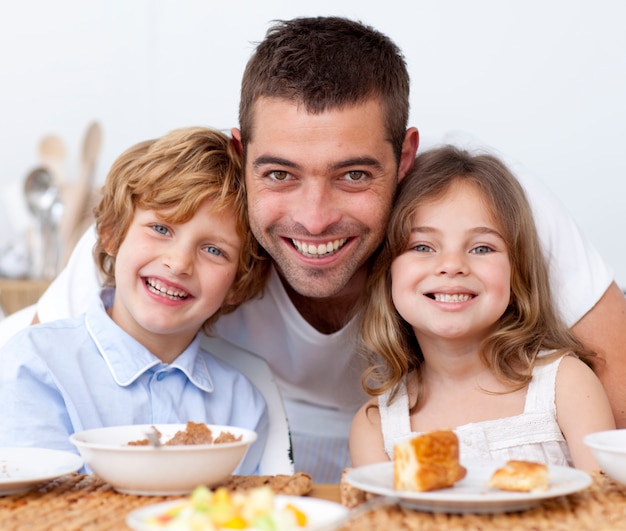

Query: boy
0 127 270 474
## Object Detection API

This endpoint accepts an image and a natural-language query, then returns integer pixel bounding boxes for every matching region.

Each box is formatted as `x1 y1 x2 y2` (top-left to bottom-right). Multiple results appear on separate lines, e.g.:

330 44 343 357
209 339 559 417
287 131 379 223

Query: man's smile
291 238 348 258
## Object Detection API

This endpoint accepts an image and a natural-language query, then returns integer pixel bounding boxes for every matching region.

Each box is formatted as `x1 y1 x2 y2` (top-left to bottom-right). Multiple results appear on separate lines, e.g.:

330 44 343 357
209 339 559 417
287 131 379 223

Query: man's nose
291 181 341 235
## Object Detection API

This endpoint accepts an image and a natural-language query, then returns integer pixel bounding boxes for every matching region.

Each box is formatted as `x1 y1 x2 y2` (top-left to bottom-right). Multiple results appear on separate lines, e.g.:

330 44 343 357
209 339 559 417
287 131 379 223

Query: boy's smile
110 199 241 362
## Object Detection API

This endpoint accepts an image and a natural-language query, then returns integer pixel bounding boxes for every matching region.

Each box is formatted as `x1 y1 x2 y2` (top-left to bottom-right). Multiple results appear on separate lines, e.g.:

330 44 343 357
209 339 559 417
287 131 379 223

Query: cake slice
393 430 467 492
488 460 549 492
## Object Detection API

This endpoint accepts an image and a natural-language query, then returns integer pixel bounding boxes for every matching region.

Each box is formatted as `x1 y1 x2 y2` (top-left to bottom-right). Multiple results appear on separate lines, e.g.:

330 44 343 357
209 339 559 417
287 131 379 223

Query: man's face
240 97 412 299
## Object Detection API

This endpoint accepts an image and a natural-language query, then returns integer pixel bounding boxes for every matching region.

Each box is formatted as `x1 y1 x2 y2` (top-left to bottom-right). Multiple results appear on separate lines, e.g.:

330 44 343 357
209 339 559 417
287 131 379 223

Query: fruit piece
285 503 307 526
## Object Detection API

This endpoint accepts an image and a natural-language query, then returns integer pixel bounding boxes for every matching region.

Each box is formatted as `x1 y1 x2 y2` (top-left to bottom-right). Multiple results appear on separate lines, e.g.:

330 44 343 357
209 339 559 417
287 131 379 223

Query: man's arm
34 225 101 324
571 281 626 428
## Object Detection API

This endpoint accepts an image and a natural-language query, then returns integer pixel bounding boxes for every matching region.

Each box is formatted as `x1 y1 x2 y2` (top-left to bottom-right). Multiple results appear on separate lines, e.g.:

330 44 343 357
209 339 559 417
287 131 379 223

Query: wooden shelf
0 278 50 316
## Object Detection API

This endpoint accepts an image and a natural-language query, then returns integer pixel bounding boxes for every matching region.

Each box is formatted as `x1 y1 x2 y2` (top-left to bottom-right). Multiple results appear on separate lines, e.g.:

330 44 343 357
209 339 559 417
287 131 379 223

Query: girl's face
390 180 511 345
109 197 241 361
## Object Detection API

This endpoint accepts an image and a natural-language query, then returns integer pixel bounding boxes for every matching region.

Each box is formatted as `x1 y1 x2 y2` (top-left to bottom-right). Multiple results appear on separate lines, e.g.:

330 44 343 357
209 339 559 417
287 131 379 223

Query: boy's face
109 198 241 360
239 96 416 300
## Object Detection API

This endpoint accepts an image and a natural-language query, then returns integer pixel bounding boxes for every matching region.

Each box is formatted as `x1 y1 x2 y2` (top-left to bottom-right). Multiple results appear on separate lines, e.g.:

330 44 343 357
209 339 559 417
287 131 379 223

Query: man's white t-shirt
35 136 613 480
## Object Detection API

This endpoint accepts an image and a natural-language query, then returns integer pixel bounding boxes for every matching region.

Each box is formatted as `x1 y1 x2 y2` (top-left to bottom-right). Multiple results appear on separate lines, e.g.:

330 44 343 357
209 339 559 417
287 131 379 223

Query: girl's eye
153 224 169 235
412 244 433 253
204 245 223 257
471 245 493 254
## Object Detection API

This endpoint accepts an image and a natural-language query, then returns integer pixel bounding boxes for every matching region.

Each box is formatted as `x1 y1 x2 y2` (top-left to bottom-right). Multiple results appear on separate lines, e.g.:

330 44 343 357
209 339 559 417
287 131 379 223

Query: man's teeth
292 238 347 257
146 278 189 300
433 293 473 303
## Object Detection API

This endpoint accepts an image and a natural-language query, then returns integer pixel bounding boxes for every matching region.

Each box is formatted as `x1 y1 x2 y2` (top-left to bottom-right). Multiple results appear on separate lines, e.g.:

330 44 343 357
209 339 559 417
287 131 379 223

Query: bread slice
488 460 549 492
393 430 467 492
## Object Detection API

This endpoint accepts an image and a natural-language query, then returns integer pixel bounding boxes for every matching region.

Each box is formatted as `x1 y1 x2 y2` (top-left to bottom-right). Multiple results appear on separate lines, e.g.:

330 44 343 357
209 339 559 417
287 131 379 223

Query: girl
350 145 615 470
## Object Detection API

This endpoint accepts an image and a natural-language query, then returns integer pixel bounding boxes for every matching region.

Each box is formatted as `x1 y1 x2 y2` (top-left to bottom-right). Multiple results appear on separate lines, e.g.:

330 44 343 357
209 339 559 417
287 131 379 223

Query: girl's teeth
433 293 472 303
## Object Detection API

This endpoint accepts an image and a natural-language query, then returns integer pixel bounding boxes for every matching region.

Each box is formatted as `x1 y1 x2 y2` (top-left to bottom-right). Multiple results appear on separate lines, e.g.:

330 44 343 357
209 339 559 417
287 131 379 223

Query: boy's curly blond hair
93 126 269 332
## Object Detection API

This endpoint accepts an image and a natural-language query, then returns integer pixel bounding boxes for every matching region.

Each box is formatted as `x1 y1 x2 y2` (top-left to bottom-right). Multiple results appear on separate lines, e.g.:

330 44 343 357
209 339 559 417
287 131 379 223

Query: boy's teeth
146 278 189 300
292 238 347 257
433 293 472 302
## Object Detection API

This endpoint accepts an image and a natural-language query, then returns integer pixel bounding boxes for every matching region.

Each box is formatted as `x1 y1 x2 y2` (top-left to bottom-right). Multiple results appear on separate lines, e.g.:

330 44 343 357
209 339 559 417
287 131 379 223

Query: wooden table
1 471 625 530
309 483 339 502
0 473 330 530
339 470 626 530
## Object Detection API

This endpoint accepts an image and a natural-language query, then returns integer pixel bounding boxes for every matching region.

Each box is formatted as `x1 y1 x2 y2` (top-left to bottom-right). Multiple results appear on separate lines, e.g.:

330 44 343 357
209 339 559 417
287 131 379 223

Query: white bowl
584 429 626 485
69 423 257 496
126 495 349 531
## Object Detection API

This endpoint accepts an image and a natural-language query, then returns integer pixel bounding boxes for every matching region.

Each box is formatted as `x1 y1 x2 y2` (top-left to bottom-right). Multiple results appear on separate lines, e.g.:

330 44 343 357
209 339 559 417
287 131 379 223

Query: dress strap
378 376 412 459
524 353 563 413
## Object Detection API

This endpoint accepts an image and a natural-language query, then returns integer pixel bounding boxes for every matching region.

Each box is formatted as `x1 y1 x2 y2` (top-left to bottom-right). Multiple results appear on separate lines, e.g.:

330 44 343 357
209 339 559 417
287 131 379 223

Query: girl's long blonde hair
359 145 595 408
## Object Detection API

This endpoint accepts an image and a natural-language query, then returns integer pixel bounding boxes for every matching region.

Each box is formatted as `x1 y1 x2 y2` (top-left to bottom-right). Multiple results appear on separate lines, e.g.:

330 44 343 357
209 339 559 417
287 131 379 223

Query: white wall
1 0 625 286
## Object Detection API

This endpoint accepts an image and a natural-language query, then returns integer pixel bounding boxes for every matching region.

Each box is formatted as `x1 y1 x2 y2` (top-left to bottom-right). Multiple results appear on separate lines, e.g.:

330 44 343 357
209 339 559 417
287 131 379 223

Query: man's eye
269 170 289 181
344 170 365 181
204 245 223 257
152 224 169 235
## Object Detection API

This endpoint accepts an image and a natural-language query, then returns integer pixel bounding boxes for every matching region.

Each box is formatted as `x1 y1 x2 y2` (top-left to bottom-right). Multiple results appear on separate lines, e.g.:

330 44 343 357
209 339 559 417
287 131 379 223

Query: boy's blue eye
153 224 169 235
204 246 222 256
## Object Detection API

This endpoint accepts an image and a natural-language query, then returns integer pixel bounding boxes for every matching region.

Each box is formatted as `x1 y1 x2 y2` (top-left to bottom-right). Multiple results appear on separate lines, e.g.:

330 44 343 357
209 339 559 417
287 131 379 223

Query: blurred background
0 0 625 289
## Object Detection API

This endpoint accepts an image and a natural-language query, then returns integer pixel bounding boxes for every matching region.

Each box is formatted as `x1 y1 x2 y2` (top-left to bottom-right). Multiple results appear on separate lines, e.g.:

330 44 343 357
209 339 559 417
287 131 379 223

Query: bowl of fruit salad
126 484 348 530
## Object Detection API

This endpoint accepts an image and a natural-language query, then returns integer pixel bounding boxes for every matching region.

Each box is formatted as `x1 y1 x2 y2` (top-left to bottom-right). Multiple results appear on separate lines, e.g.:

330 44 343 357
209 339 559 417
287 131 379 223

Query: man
33 17 626 483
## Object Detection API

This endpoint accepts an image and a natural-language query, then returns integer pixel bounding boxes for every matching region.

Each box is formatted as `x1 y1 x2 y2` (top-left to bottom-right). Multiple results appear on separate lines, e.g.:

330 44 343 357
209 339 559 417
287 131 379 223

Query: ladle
23 166 61 279
24 167 58 216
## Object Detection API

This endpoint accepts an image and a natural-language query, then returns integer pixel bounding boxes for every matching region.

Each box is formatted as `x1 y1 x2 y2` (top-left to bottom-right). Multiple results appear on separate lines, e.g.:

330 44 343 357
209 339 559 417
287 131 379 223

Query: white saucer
345 461 591 514
0 447 83 496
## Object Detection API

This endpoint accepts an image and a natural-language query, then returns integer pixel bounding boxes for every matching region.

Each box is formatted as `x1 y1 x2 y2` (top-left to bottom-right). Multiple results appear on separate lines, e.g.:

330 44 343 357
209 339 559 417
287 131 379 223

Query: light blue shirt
0 288 268 475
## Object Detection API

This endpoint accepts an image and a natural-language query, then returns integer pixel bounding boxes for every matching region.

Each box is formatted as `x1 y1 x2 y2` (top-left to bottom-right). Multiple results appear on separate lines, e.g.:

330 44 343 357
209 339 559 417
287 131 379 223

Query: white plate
126 495 348 530
0 447 84 496
345 461 591 514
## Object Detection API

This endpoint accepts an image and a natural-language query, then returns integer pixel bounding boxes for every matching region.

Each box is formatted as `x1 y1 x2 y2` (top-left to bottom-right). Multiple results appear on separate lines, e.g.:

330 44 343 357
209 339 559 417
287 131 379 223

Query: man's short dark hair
239 16 410 162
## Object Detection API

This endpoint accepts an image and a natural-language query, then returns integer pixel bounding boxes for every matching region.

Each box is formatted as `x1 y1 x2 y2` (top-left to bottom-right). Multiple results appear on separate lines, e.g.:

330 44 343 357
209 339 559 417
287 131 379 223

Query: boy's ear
100 234 115 257
231 128 243 155
224 289 242 307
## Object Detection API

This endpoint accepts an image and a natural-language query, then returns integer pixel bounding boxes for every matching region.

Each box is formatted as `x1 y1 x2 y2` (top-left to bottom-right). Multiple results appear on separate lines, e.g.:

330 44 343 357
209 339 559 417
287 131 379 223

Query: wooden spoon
38 133 67 185
60 121 102 263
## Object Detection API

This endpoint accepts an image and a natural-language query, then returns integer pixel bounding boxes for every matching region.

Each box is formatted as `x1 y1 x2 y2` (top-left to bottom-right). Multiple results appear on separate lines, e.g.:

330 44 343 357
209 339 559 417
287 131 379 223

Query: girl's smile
391 180 511 344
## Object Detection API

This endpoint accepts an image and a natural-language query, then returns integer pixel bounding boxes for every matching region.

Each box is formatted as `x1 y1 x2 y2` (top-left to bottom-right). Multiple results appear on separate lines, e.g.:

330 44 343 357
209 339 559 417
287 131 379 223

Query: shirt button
156 372 166 381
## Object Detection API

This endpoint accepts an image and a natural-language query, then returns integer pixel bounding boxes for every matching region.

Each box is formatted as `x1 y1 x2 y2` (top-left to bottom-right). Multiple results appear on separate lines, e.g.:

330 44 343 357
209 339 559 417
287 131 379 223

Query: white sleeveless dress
378 355 573 467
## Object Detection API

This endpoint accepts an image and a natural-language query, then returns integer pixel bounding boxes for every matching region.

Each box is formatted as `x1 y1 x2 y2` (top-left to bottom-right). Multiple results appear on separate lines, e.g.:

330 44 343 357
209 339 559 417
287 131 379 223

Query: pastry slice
488 460 549 492
393 430 467 492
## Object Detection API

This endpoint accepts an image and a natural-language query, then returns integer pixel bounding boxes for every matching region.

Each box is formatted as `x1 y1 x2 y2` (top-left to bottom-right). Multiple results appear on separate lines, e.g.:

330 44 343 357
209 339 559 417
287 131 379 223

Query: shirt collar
84 288 214 392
